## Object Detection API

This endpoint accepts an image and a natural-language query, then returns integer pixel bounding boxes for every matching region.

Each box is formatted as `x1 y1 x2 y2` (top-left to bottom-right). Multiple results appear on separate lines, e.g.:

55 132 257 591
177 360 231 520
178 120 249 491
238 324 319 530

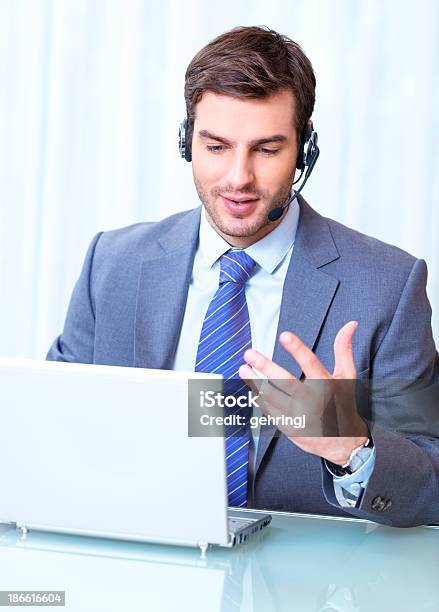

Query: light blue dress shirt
172 198 376 508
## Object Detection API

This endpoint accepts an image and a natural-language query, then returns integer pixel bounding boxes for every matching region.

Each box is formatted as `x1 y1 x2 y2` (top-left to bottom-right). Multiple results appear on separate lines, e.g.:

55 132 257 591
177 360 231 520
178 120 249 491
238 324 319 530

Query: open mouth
220 195 259 215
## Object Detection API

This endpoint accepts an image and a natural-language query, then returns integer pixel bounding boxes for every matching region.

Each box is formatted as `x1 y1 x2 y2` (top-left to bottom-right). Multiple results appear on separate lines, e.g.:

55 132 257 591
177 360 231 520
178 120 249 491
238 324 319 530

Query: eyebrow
198 130 287 146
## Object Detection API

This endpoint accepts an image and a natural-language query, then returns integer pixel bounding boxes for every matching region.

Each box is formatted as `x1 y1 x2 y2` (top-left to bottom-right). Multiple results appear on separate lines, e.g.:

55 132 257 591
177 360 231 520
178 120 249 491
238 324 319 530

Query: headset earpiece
296 122 313 171
179 117 192 162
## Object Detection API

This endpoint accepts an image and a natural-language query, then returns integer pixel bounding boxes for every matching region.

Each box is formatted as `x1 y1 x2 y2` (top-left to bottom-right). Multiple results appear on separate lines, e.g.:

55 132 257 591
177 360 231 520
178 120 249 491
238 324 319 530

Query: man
47 26 439 527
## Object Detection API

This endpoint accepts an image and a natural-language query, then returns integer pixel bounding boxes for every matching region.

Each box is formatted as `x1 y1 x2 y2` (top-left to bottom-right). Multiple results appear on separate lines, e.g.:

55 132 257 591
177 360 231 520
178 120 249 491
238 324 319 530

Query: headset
178 117 192 163
178 115 320 221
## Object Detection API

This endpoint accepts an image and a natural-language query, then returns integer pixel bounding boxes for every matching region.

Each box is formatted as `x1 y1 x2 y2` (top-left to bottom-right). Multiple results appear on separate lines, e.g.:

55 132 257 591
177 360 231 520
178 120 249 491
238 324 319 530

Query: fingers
238 364 260 397
279 331 331 379
242 348 295 382
240 348 299 401
333 321 358 379
240 363 323 436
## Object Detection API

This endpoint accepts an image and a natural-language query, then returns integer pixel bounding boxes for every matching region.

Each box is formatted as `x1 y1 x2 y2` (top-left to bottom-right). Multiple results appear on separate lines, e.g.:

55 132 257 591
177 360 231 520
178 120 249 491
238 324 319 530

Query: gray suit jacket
47 197 439 527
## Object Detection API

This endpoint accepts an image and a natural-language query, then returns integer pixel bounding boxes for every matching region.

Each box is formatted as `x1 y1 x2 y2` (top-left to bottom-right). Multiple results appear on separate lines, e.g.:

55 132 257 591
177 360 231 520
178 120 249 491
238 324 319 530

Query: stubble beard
193 174 295 239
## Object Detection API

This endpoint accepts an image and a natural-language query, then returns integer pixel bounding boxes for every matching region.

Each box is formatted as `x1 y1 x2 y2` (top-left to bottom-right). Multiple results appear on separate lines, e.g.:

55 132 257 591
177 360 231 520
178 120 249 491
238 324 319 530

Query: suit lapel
255 197 340 474
134 208 201 370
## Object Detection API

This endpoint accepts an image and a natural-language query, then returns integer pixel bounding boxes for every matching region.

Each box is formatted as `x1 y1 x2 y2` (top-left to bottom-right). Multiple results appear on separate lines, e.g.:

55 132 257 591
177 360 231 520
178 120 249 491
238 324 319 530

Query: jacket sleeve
46 232 103 364
322 258 439 527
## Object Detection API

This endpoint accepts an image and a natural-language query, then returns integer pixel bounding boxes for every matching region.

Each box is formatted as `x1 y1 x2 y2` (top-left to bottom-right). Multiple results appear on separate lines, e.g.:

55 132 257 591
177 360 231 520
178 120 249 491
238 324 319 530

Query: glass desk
1 510 438 611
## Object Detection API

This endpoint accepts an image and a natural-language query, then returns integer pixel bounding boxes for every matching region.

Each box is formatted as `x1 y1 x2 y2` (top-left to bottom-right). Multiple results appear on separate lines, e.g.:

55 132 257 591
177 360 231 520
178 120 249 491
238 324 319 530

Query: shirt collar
199 194 300 274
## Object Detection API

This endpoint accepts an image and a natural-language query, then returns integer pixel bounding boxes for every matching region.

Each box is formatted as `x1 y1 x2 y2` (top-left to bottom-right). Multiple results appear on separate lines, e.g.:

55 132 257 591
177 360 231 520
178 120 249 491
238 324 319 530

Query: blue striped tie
195 249 257 508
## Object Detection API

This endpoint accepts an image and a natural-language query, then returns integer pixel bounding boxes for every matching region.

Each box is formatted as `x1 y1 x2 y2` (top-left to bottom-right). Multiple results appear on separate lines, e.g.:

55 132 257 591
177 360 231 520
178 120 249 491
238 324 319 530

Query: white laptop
0 359 271 552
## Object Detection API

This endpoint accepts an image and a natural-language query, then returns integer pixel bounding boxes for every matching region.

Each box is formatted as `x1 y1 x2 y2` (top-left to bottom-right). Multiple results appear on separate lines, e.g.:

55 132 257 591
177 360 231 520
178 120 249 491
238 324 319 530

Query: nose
225 148 255 190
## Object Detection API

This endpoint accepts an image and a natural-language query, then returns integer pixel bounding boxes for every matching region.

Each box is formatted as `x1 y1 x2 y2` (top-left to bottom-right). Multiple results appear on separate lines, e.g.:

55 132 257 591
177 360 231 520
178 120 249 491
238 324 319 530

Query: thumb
333 321 358 378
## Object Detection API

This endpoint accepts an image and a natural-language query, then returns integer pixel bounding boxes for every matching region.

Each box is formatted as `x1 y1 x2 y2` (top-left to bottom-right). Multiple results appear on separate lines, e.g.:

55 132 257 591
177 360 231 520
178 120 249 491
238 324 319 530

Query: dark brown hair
184 26 316 144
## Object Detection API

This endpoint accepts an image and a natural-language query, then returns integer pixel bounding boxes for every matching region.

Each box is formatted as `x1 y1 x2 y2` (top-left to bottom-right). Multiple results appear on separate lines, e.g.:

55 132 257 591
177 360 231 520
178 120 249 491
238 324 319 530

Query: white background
0 0 438 358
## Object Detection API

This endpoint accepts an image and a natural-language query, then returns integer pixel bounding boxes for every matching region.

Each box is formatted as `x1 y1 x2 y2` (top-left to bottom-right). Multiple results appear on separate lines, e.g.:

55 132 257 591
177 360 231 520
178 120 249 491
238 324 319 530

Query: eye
206 145 226 153
258 148 279 156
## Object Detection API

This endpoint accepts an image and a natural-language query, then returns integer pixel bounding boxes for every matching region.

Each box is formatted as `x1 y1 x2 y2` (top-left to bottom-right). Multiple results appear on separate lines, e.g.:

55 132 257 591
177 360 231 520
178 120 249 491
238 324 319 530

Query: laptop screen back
0 359 228 546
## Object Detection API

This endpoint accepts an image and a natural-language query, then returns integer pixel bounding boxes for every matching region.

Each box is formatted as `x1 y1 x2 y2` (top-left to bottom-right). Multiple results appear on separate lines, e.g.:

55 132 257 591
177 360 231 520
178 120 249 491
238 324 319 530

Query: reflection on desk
1 510 438 612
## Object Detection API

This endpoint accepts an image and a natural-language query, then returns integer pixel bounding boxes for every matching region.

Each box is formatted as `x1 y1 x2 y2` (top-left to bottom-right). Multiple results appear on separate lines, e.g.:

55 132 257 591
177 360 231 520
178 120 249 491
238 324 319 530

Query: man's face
191 89 298 247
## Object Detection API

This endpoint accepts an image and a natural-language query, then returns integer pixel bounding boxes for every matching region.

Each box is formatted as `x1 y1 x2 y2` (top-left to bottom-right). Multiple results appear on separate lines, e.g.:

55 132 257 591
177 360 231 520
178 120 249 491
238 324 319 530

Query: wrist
329 436 370 467
326 436 374 477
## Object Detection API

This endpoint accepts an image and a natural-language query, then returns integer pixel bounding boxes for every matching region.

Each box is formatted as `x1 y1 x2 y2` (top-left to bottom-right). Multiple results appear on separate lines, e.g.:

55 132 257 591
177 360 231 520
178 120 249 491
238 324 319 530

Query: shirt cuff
324 446 376 508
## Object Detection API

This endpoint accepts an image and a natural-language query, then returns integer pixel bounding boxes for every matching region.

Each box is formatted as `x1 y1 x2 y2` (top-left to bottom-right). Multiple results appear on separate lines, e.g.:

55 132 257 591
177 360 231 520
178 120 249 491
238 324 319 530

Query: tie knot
219 250 256 285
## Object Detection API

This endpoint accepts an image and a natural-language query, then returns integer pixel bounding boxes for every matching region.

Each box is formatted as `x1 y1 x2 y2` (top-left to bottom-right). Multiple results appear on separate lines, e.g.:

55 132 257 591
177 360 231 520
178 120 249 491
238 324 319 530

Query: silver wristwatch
327 438 373 476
